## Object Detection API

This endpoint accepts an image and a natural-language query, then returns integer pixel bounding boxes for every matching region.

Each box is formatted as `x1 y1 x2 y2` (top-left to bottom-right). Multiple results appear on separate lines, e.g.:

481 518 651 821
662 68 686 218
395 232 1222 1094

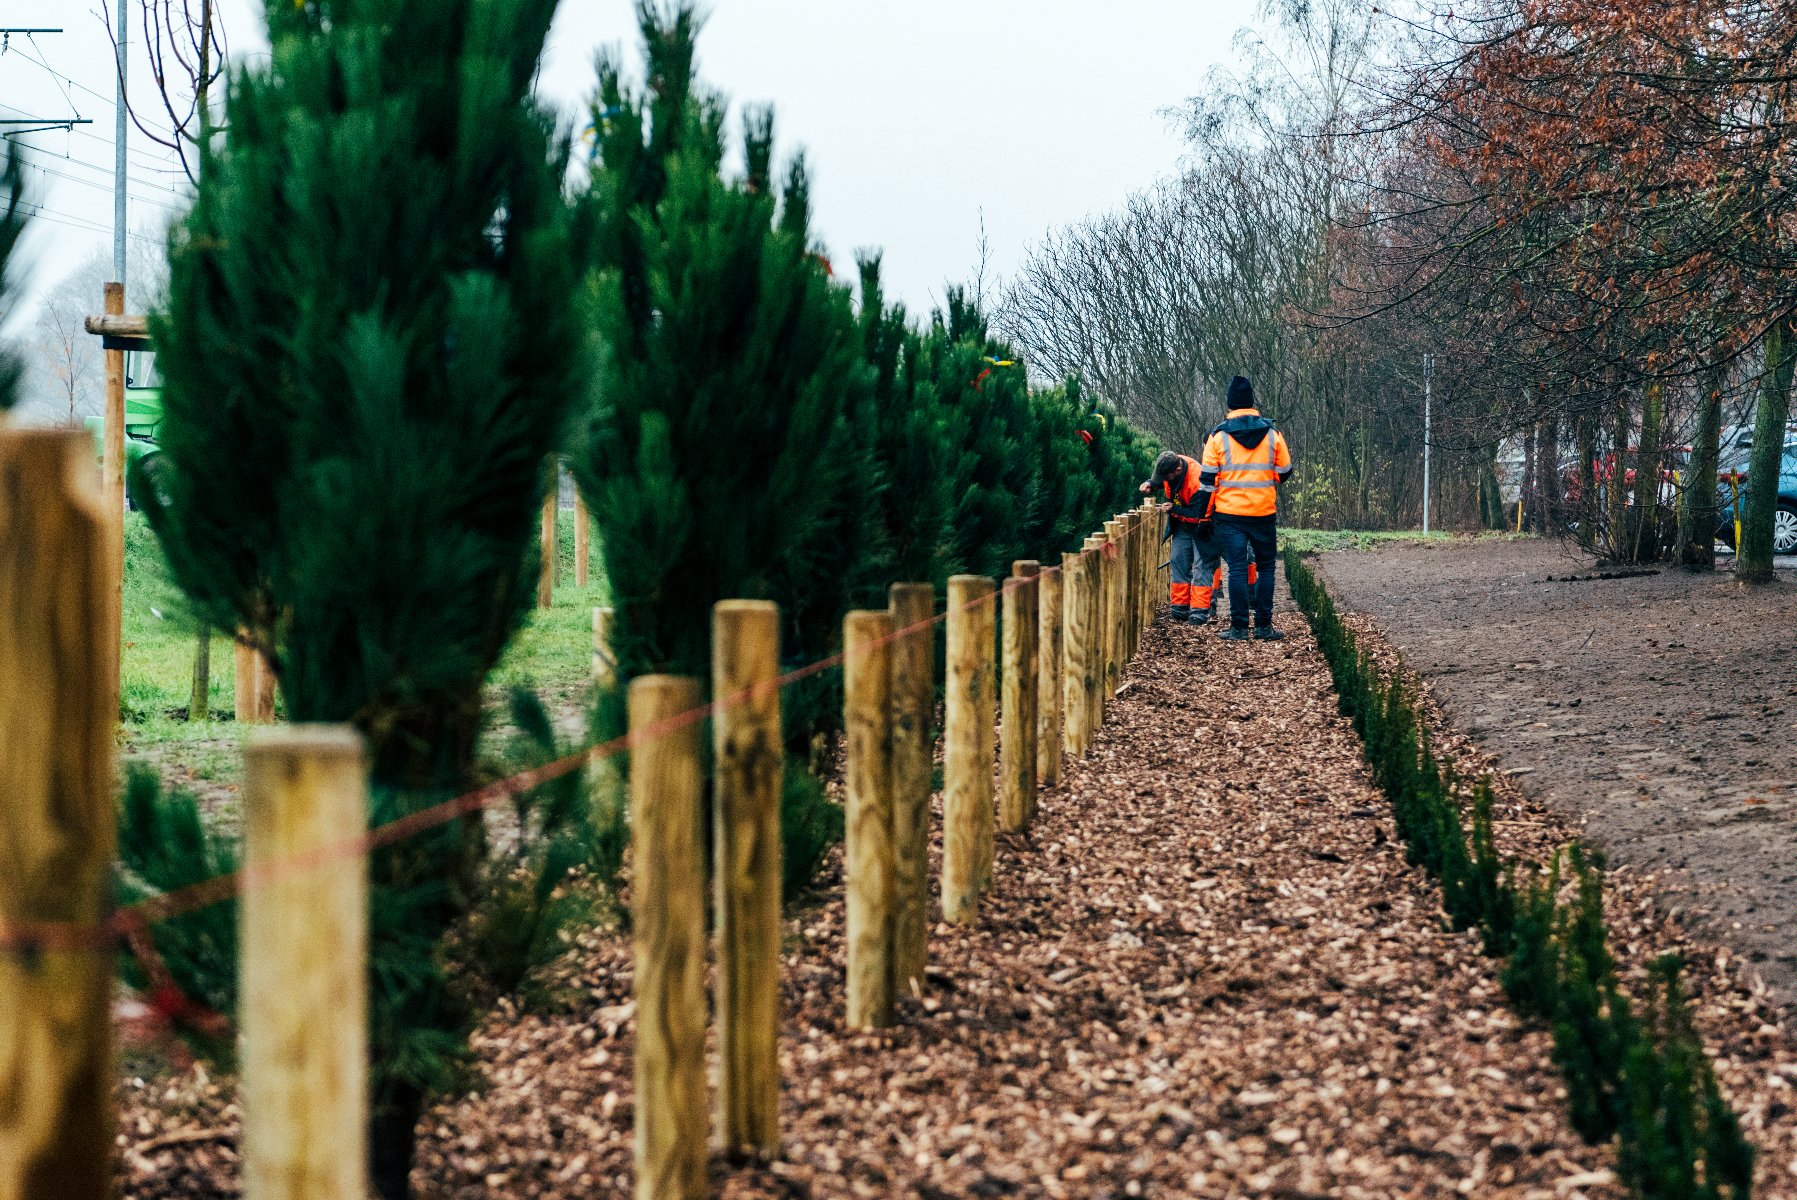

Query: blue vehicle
1716 433 1797 556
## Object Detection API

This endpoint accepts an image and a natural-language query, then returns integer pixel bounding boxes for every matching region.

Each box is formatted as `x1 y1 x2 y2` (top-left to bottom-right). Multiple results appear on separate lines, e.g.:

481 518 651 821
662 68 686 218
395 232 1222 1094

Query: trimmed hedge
1285 548 1753 1200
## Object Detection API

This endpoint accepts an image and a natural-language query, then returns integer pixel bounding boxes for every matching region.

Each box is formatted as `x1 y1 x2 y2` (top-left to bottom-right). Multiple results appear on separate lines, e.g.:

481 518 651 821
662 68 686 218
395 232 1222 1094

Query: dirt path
1317 538 1797 1006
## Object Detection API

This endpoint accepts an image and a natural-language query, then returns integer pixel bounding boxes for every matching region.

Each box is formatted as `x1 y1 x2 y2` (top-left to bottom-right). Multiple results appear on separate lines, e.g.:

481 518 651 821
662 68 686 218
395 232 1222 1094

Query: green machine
86 349 163 499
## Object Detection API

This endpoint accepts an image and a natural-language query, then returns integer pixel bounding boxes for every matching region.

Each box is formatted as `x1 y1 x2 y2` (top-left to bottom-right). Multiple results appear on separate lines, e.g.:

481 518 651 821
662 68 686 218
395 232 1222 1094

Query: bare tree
100 0 227 184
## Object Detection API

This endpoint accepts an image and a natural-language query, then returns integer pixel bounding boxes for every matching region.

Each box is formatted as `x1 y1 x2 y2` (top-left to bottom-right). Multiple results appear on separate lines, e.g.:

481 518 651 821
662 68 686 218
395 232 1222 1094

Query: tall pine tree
136 1 583 1193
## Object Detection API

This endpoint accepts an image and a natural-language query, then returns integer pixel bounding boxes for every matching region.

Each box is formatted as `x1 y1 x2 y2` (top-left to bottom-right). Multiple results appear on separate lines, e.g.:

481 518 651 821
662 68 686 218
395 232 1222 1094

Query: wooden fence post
1121 514 1136 661
1061 550 1089 758
102 282 124 725
574 491 591 589
712 601 782 1153
1000 562 1038 833
1099 520 1114 697
942 575 995 924
0 430 113 1200
592 607 616 688
1141 500 1158 631
844 609 895 1028
190 629 211 722
1037 563 1063 791
630 675 707 1200
241 726 368 1200
1082 536 1105 740
539 464 557 611
887 582 934 993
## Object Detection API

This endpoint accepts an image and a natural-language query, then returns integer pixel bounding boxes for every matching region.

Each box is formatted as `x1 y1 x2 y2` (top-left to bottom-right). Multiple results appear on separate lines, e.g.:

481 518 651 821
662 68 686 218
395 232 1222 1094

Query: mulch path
116 597 1794 1198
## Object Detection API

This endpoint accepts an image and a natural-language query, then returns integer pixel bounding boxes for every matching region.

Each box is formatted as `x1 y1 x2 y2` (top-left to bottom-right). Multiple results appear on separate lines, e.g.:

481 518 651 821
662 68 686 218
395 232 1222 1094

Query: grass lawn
120 511 606 800
1281 528 1491 554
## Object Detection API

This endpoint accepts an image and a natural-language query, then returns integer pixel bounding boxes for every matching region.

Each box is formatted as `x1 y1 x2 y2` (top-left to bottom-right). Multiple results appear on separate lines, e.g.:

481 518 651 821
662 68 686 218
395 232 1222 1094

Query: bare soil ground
1317 538 1797 1006
115 596 1797 1198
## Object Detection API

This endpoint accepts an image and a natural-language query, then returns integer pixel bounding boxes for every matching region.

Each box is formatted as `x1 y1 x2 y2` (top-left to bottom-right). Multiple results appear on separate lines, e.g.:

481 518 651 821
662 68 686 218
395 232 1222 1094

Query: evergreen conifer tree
134 1 584 1193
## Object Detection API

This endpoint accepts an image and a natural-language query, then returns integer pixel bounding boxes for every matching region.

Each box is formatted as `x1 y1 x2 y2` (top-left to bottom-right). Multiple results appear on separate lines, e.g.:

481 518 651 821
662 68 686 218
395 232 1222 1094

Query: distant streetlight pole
1422 352 1434 534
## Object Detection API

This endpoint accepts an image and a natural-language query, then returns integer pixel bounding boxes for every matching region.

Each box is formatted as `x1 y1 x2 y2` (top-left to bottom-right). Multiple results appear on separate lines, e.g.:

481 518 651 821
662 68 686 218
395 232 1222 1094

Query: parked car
1715 435 1797 555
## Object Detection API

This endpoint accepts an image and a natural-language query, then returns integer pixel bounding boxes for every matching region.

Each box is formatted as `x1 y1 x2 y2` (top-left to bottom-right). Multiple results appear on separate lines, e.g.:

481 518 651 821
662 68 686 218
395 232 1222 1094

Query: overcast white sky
5 0 1259 326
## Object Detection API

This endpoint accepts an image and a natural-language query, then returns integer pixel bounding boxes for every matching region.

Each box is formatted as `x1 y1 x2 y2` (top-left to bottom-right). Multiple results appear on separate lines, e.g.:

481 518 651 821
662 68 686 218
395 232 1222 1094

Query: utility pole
113 3 129 287
1422 352 1434 534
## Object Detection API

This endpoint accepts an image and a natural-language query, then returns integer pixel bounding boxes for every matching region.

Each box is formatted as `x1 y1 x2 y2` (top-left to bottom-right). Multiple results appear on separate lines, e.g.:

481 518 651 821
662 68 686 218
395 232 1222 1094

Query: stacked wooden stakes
0 424 1162 1200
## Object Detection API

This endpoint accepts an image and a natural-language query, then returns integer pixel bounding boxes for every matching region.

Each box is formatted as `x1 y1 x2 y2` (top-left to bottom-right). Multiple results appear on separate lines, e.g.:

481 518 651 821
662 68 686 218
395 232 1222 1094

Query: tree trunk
1631 381 1665 563
1679 365 1725 571
369 1082 425 1200
1519 424 1537 532
1605 391 1629 558
1537 415 1562 533
1739 315 1796 584
1574 413 1598 552
189 626 211 721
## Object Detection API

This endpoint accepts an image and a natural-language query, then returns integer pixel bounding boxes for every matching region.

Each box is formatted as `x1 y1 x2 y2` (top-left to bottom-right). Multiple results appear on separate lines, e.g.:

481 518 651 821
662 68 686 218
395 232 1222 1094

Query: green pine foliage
130 1 588 1194
1285 548 1755 1197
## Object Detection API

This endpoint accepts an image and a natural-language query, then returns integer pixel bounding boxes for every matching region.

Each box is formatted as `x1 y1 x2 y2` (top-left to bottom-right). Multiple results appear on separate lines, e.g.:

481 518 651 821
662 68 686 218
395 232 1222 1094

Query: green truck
86 350 163 499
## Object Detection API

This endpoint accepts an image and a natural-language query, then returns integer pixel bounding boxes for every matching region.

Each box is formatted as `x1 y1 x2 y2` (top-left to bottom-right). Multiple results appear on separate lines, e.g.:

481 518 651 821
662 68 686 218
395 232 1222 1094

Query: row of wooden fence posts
0 427 1165 1200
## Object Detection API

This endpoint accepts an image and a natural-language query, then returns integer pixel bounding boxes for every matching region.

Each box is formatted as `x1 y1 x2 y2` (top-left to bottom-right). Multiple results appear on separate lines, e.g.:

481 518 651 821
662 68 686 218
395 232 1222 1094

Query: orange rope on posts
574 490 591 589
887 581 934 993
1000 561 1039 834
844 610 896 1028
1036 562 1063 791
101 282 124 724
1083 535 1106 740
539 461 557 610
712 601 783 1153
0 430 113 1200
240 726 369 1200
942 575 995 925
630 675 708 1200
1061 549 1091 758
1103 519 1126 697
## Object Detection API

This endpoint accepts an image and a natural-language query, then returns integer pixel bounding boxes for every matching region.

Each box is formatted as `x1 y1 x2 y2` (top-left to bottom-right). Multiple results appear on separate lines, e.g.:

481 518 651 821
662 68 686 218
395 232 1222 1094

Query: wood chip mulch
116 600 1797 1198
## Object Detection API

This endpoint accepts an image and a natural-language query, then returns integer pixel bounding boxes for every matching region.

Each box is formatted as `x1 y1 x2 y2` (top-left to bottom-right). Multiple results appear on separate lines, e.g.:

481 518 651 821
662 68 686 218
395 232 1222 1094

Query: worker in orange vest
1140 450 1255 624
1196 376 1292 641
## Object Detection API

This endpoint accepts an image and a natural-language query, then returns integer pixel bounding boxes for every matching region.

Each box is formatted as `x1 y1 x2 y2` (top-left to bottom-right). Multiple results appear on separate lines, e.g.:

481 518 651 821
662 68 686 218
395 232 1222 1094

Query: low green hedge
1285 548 1753 1199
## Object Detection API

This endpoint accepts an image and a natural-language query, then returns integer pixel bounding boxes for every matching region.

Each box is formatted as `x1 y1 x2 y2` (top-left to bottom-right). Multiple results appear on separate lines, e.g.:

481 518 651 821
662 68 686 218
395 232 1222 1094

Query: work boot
1254 625 1285 641
1170 605 1191 623
1189 607 1213 626
1217 626 1252 642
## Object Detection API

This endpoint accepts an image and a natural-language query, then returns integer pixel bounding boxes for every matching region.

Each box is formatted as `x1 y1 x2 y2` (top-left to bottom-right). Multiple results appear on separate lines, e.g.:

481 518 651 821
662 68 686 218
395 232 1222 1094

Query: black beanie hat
1226 375 1255 410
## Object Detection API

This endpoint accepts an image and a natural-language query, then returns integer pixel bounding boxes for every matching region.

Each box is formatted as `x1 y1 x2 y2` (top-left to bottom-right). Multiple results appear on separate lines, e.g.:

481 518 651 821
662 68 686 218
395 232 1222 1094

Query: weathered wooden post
235 638 277 723
713 600 782 1153
888 582 934 993
0 430 113 1200
1141 499 1159 630
574 491 591 589
592 607 616 687
1037 563 1063 791
630 675 707 1200
1082 535 1105 739
1103 519 1126 694
538 463 557 610
241 726 369 1200
1061 550 1090 758
1000 562 1039 833
844 609 896 1027
942 575 995 924
101 282 125 723
189 628 211 722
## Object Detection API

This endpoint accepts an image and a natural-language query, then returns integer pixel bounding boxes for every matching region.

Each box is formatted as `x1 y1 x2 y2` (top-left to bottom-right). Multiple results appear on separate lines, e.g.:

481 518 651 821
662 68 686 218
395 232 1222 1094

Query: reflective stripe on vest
1219 433 1280 488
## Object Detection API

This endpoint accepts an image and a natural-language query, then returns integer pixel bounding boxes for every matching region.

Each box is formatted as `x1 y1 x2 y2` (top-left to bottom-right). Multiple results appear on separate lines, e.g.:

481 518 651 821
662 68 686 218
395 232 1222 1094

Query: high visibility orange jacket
1156 454 1208 523
1199 409 1292 519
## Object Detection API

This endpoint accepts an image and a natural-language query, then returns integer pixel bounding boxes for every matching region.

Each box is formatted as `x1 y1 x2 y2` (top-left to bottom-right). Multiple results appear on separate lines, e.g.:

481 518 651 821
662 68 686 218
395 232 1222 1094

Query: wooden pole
999 561 1038 834
256 648 277 722
574 490 590 589
844 609 895 1028
630 675 707 1200
712 600 782 1154
887 582 933 993
1142 500 1159 630
0 429 113 1200
101 283 124 725
538 463 557 610
941 575 994 925
190 627 211 721
1037 562 1063 790
1103 519 1126 696
1061 549 1090 758
235 635 256 723
592 607 616 687
240 726 368 1200
1082 536 1105 740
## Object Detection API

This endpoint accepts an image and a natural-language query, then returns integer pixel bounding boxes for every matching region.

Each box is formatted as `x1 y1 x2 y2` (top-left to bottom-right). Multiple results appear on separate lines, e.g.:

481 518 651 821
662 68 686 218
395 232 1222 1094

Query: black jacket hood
1215 412 1275 451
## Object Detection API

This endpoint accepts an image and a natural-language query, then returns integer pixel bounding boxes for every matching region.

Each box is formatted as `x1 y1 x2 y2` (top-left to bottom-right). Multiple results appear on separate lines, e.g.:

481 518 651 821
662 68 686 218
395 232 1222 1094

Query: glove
1194 519 1215 542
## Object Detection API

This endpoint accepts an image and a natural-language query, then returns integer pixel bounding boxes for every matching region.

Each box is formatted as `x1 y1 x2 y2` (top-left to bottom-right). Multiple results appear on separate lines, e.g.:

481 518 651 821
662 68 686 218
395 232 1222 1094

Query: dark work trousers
1216 515 1277 630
